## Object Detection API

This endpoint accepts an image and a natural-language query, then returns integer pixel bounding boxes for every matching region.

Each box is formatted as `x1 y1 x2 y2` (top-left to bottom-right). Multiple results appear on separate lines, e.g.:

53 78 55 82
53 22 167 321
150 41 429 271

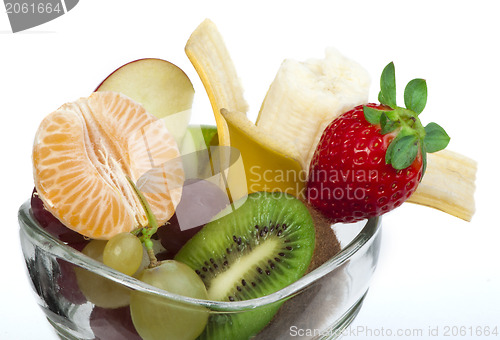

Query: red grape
31 188 88 247
158 179 229 256
56 259 87 305
90 306 141 340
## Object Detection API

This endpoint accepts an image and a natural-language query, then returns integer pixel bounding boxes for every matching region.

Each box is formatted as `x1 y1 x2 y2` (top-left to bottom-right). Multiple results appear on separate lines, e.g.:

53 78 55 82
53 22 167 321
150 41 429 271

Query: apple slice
96 58 194 144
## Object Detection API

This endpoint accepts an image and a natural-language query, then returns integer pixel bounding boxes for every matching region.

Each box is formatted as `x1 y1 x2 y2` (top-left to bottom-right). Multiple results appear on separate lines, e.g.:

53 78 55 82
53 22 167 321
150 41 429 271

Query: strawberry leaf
385 134 399 165
380 62 397 108
388 135 419 170
380 112 398 134
384 109 399 121
378 90 385 104
404 78 427 114
424 122 450 152
363 106 383 124
421 142 428 178
373 61 449 172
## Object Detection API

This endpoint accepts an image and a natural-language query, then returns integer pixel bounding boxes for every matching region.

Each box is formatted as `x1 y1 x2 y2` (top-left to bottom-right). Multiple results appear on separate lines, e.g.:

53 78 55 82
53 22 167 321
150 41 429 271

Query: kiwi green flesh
174 191 315 339
175 191 315 301
198 305 282 340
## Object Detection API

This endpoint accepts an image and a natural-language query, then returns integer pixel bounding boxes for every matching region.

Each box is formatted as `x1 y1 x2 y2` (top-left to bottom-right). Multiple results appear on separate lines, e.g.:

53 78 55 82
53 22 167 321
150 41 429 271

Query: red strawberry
306 62 449 223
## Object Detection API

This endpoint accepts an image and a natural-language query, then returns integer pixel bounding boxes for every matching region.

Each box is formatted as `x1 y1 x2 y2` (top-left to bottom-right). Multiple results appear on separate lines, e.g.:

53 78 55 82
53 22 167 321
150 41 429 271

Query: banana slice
408 150 476 221
256 48 371 170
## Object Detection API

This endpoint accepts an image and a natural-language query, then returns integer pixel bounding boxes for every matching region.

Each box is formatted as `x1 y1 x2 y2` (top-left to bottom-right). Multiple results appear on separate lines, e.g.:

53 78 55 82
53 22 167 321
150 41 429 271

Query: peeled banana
408 150 476 221
256 48 371 170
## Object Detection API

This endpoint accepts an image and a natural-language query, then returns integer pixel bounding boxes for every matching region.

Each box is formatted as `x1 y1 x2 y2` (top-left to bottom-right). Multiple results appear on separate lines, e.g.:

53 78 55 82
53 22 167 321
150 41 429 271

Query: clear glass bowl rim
18 200 381 312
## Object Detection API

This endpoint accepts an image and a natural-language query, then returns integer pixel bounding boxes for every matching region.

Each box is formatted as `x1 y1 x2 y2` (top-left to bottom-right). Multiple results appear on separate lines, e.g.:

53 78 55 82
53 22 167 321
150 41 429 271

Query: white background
1 1 499 339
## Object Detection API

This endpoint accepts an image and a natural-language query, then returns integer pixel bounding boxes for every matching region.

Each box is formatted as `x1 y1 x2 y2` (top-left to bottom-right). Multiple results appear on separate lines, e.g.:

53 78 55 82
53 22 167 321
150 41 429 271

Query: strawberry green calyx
363 62 450 173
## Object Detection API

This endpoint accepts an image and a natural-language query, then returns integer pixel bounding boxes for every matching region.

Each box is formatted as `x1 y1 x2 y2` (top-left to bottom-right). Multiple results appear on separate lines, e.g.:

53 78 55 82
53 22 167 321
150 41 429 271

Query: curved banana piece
408 150 476 221
185 19 248 148
185 19 249 200
256 48 371 170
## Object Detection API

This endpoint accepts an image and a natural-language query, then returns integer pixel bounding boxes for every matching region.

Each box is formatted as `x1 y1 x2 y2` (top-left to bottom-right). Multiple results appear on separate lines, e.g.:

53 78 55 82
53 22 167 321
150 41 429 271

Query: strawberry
306 62 450 223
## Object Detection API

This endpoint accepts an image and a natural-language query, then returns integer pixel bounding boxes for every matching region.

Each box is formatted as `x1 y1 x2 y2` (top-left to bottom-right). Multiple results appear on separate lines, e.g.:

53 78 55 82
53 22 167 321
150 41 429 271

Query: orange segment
33 91 184 240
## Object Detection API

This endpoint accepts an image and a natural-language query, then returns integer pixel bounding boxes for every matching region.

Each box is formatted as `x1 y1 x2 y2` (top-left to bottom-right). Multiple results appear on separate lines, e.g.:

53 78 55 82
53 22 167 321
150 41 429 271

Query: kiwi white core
207 238 280 301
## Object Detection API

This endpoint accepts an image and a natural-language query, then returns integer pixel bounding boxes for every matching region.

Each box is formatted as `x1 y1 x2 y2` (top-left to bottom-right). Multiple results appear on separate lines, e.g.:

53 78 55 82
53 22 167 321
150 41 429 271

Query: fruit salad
27 19 476 340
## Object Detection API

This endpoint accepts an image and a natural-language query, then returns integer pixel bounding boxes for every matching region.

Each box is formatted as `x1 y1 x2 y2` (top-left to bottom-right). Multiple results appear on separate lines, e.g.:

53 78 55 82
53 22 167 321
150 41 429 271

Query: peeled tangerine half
33 91 184 240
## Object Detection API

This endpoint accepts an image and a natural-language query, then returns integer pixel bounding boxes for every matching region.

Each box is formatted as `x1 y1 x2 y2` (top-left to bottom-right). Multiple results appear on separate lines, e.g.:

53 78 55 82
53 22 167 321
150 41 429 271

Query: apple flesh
96 58 194 144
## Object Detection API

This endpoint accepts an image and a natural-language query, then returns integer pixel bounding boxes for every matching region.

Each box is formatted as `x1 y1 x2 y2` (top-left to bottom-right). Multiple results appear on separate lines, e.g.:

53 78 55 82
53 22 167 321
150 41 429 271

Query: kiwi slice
175 191 315 340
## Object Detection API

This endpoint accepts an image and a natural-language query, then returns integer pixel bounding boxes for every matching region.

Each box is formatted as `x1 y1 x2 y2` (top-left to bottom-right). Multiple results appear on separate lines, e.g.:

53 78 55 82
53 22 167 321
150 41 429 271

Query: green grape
103 232 143 276
74 239 131 308
130 260 209 340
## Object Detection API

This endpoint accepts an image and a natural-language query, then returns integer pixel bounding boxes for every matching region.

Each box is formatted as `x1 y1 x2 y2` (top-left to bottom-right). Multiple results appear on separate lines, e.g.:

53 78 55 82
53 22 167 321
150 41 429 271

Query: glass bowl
18 200 381 340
